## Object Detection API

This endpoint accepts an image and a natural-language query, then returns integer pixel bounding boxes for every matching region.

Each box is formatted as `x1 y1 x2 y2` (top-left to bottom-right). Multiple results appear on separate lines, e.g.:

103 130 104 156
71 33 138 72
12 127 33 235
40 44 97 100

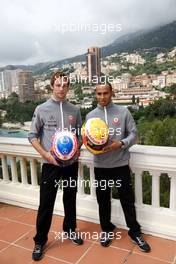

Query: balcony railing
0 137 176 241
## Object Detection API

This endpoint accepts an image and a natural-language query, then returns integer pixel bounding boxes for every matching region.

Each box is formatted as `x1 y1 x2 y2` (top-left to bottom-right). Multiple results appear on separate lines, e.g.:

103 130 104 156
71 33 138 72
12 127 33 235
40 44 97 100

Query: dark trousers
94 165 141 236
34 162 78 245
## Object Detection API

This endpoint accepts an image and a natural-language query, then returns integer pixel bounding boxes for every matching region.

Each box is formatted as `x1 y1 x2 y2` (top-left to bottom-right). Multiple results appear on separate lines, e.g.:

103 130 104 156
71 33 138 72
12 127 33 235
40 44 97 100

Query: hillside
1 21 176 75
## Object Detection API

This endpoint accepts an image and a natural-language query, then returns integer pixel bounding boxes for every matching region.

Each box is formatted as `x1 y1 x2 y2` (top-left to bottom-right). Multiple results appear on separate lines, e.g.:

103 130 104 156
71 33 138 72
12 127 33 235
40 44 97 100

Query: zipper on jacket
104 106 108 125
60 101 64 131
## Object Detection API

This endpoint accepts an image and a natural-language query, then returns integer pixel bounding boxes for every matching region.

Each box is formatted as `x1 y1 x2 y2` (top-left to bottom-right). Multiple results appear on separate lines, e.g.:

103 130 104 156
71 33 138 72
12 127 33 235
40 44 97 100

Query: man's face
52 77 68 101
96 84 112 107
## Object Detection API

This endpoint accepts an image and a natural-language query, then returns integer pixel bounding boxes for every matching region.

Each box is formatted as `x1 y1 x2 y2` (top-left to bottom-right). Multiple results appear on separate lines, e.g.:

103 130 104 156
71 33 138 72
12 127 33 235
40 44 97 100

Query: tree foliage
0 93 40 124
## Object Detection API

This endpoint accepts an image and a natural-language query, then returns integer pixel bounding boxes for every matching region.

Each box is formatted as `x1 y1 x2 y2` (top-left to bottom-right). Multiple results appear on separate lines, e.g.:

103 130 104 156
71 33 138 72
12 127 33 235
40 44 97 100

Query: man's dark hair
96 81 112 91
50 71 69 87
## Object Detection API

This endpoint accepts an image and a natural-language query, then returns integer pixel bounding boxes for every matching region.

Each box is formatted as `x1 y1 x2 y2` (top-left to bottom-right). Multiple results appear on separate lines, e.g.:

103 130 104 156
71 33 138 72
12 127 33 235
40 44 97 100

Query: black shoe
130 234 151 252
100 231 114 247
32 244 44 261
66 232 84 245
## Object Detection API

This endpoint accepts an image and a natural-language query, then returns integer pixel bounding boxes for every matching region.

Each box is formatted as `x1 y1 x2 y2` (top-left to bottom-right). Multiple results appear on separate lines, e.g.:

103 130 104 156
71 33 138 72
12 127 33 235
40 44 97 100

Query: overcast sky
0 0 176 66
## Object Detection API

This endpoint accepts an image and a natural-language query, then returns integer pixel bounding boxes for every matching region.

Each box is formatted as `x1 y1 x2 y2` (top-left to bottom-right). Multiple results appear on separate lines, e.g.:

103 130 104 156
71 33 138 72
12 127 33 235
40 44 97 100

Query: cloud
0 0 176 66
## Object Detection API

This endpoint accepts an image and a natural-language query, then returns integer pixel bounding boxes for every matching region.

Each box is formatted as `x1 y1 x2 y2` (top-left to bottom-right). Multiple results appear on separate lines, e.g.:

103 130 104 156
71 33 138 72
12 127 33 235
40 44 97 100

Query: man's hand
103 140 122 153
30 139 59 166
43 151 59 166
72 141 82 161
72 149 81 162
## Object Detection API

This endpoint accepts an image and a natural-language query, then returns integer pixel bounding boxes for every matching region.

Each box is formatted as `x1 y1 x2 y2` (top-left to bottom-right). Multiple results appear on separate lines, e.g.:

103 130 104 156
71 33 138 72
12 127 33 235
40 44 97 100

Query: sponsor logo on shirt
68 115 76 123
112 117 120 125
49 115 55 120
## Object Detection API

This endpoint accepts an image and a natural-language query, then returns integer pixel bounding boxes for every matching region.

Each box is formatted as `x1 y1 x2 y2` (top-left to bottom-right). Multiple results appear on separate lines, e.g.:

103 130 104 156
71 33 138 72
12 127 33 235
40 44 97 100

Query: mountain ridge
1 20 176 74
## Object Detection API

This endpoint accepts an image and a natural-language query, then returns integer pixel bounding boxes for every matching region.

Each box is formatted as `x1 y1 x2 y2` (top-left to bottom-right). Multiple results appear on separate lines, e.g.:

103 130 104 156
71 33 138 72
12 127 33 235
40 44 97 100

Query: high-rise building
0 69 23 98
0 70 13 98
0 72 5 92
11 69 23 93
18 71 35 102
87 47 101 82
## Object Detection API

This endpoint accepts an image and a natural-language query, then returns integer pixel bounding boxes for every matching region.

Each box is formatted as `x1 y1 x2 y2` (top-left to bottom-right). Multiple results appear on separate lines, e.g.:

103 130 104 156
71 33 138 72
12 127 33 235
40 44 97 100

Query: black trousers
94 165 141 236
34 162 78 245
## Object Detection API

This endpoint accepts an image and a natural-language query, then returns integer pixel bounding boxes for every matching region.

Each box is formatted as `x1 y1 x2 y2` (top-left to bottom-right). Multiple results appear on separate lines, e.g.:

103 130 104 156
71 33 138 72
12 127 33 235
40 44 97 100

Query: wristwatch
120 140 125 149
